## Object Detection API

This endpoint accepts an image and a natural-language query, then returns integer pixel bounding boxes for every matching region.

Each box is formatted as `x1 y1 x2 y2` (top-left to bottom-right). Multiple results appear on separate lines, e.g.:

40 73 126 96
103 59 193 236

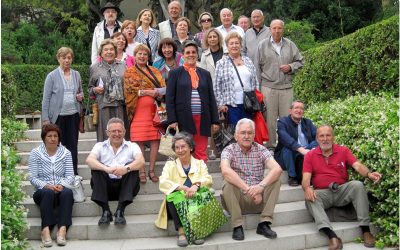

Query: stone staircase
17 129 365 250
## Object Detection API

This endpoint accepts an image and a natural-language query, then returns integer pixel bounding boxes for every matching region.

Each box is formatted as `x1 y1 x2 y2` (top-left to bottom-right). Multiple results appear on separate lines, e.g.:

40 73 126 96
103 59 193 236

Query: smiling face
200 14 212 30
113 34 126 52
183 45 197 66
251 10 265 29
289 101 305 123
227 37 241 57
238 17 250 31
174 139 192 161
168 2 181 20
140 10 152 25
235 122 255 150
220 9 233 27
316 126 334 152
101 43 116 63
176 20 189 35
162 44 174 59
106 122 125 146
122 23 136 40
57 53 73 70
207 31 219 48
135 49 149 66
103 8 117 23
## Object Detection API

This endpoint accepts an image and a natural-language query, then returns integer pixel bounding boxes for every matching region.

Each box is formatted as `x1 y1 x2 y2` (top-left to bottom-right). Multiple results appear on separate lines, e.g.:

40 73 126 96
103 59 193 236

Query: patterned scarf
183 63 199 89
101 60 124 104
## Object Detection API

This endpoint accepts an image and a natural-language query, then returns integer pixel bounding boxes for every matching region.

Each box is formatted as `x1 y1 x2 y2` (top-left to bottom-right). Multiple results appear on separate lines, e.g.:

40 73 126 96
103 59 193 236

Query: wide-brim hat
100 2 120 14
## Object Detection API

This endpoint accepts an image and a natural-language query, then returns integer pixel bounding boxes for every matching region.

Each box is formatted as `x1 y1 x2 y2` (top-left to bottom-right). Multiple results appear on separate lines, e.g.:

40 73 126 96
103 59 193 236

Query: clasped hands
181 185 199 199
244 185 265 205
104 166 128 177
44 184 64 193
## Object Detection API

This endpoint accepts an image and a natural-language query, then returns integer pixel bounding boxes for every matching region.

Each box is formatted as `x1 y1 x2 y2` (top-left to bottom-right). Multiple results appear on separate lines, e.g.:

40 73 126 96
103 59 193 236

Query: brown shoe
148 170 159 182
363 232 375 248
328 237 343 250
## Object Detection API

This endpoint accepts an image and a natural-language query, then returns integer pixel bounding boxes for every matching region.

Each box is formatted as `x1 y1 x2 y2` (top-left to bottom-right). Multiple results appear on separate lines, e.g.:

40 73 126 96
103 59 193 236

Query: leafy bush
285 20 318 52
305 92 399 247
1 119 29 250
2 64 90 114
294 15 399 104
1 67 17 118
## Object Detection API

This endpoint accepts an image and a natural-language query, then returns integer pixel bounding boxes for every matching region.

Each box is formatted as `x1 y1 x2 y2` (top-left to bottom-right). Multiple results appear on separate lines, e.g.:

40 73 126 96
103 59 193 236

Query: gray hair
171 131 195 152
106 117 125 130
235 118 255 134
316 124 334 136
290 100 305 109
168 0 181 10
270 19 285 27
251 9 264 17
220 8 233 16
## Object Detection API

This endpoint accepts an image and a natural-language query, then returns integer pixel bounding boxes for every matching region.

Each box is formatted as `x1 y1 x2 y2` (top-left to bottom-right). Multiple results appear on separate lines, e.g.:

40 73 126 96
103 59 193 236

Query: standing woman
214 32 259 126
172 17 201 54
42 47 83 175
153 38 184 81
89 39 128 142
121 20 140 57
29 124 74 247
111 32 134 67
166 41 219 164
124 44 166 183
195 12 214 47
135 9 160 65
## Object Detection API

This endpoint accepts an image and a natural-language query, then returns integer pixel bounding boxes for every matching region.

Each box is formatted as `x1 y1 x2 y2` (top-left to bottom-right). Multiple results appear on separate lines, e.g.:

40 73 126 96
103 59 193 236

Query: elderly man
86 118 145 226
237 15 250 32
158 0 182 39
91 2 122 65
256 19 304 148
243 9 271 64
303 125 381 249
216 8 245 47
274 100 317 186
220 118 282 241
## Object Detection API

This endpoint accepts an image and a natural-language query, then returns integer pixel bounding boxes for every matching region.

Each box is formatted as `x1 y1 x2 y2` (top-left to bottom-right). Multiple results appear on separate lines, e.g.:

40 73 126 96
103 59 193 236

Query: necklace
166 60 175 68
232 56 243 66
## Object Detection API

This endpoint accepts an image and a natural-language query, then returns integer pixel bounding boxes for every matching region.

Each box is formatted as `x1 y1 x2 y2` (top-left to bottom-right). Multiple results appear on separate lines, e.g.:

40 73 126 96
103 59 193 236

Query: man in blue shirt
274 100 317 186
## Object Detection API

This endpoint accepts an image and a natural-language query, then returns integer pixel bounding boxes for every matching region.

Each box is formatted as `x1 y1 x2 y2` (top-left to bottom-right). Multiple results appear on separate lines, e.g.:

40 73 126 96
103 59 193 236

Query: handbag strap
228 57 245 90
135 64 161 88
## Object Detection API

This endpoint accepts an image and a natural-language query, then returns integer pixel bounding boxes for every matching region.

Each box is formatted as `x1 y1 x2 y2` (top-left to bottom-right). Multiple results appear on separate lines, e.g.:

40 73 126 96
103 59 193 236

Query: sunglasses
201 18 212 23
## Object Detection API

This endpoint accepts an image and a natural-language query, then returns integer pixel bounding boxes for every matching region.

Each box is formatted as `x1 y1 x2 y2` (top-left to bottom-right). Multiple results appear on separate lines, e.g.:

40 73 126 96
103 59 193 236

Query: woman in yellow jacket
155 132 212 246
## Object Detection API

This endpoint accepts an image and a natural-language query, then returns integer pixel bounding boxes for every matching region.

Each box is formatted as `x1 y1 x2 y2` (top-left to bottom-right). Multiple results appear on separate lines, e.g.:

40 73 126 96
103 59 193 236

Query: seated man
86 118 145 226
275 100 317 186
302 125 381 249
220 118 282 241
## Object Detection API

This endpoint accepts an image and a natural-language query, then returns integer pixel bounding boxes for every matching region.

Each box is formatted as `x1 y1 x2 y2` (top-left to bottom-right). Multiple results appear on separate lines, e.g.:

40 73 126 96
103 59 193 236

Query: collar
103 20 119 28
137 26 156 32
103 138 128 149
289 115 302 125
314 144 339 156
237 142 257 154
270 35 283 45
175 156 200 177
253 25 266 33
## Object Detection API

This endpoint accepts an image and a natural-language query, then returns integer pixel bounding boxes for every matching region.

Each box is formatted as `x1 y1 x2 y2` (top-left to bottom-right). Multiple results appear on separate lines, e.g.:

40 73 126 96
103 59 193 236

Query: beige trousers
221 179 281 228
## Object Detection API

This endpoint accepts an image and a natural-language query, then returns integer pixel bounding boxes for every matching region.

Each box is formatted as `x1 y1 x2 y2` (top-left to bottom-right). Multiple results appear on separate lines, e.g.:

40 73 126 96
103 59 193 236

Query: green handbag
167 186 228 244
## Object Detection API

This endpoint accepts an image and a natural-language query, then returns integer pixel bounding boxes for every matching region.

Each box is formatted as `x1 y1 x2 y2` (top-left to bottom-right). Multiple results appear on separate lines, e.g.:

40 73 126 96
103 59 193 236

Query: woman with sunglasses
195 12 213 46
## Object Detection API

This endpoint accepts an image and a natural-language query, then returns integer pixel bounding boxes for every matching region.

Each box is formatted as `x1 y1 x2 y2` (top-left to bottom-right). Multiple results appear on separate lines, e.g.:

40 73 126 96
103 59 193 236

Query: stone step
23 130 96 140
26 200 314 240
26 222 361 248
15 139 98 152
24 184 304 218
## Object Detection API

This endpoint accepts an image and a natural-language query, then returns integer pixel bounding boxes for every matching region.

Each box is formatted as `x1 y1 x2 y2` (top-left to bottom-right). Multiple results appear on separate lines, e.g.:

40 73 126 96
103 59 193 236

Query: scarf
183 63 199 89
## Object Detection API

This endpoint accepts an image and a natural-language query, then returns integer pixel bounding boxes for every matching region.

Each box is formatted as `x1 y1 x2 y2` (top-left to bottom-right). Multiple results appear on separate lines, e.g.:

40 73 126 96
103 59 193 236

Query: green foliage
305 93 399 247
284 20 318 51
1 67 17 118
2 64 90 114
1 119 29 250
294 15 399 104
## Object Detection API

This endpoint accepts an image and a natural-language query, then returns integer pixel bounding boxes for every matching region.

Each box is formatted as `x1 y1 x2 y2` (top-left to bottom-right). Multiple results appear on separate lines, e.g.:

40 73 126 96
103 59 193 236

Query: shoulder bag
62 175 85 203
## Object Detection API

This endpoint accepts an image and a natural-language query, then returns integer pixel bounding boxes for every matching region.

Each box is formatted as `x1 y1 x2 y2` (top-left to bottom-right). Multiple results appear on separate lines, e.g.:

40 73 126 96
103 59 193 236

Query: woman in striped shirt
28 124 75 247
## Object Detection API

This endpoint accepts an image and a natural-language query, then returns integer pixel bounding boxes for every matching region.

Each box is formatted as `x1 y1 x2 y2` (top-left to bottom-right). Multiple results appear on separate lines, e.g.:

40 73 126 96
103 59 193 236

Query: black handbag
213 112 235 154
229 57 261 114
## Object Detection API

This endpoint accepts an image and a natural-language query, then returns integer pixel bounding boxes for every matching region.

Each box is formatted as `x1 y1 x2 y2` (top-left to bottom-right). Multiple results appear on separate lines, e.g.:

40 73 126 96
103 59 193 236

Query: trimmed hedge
1 66 17 118
305 92 399 247
293 15 399 104
2 64 90 114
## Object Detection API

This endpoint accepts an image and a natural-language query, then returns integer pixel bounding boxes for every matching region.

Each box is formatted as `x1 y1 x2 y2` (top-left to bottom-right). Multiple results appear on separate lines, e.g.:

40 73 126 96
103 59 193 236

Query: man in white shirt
158 0 182 39
216 8 245 49
86 118 145 226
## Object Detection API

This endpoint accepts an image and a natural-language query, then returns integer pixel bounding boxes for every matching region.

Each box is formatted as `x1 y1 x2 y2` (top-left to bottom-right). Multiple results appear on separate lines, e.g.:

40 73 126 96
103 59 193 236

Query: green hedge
305 92 399 247
1 66 17 118
294 15 399 104
2 64 90 114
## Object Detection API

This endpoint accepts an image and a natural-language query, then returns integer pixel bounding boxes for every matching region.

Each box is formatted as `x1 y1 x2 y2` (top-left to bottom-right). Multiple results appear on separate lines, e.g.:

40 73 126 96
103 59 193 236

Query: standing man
158 0 182 40
243 9 271 64
303 125 381 249
220 118 282 241
86 118 145 226
91 2 122 65
256 19 304 148
274 100 317 186
237 15 250 32
216 8 245 49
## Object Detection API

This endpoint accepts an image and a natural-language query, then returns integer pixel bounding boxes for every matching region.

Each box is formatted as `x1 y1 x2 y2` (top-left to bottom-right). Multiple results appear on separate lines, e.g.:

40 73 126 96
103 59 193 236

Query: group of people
31 1 382 249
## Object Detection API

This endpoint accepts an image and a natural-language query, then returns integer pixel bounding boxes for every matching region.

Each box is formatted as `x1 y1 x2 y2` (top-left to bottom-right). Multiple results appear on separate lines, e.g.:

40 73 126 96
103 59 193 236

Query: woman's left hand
184 185 198 199
212 124 220 132
76 93 83 102
142 89 158 97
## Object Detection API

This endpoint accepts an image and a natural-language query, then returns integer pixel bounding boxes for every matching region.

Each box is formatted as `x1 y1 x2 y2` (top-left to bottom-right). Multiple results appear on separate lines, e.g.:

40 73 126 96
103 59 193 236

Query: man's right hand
169 122 178 129
304 187 317 202
298 147 310 155
94 86 104 95
104 166 117 174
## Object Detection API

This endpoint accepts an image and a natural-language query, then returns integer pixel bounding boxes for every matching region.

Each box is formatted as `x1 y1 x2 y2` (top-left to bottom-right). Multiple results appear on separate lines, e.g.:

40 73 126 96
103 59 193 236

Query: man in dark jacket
274 100 317 186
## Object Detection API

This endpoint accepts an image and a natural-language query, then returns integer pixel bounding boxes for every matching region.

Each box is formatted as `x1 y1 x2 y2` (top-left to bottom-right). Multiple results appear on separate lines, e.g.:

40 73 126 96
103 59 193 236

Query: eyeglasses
201 18 212 23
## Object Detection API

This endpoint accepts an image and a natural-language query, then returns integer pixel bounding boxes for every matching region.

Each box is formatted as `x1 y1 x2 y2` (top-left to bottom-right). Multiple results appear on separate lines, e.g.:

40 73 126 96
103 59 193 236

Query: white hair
251 9 264 17
235 118 255 134
220 8 233 16
270 19 285 26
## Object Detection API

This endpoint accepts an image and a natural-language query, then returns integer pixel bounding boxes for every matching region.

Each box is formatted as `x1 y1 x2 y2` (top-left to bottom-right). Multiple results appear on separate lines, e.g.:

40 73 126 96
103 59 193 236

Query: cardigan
155 156 213 229
28 143 75 190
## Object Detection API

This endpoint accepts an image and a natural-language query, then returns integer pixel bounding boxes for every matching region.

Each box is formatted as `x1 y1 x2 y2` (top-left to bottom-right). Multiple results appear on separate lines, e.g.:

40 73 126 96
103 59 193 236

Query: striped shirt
191 89 202 115
135 27 161 62
221 142 272 185
28 143 75 190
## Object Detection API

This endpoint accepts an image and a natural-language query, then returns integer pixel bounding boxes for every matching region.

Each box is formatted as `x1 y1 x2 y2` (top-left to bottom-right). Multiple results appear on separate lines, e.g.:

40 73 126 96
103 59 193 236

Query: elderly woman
166 41 219 164
42 47 83 175
155 132 213 246
89 38 128 142
172 17 201 54
214 32 259 126
121 20 140 56
29 124 75 247
153 38 184 81
195 12 214 46
111 32 134 67
135 9 160 65
124 44 166 183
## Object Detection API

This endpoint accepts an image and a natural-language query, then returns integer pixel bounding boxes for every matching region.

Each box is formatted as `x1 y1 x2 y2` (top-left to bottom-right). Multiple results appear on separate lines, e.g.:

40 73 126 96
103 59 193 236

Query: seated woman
28 124 75 247
155 132 213 247
153 38 184 81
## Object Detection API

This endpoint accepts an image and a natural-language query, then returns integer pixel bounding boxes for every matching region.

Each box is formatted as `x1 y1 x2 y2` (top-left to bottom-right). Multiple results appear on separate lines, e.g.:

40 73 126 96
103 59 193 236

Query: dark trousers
56 112 80 175
166 200 182 231
227 104 252 127
33 188 74 229
90 170 140 207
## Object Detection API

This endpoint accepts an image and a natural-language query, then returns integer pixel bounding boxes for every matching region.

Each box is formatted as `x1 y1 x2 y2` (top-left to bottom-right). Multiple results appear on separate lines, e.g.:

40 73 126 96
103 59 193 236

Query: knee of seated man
347 180 365 191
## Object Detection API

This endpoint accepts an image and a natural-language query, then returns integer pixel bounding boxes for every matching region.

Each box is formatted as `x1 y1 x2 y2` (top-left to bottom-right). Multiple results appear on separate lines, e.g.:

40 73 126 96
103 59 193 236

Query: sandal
177 233 188 247
148 170 159 182
139 170 147 183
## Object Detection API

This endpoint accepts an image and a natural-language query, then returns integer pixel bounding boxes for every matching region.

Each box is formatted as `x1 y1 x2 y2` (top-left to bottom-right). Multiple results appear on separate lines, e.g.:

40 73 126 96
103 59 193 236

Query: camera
329 182 339 192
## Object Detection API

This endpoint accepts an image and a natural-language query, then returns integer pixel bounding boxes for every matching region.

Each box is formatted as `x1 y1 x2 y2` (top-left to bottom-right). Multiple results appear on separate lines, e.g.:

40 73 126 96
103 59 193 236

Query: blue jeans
276 141 318 178
227 104 252 127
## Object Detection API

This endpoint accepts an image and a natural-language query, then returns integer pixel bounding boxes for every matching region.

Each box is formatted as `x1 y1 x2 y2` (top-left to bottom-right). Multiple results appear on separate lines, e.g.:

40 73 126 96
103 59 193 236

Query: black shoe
232 226 244 241
288 177 299 187
256 222 277 239
114 209 126 225
98 210 113 226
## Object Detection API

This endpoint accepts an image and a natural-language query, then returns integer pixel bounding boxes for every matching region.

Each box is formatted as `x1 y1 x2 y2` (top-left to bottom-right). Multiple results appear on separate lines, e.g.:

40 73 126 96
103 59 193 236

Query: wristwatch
194 182 201 189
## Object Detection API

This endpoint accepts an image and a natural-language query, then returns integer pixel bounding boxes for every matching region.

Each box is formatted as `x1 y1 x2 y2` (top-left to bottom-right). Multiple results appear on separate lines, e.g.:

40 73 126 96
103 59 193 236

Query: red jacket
254 90 269 144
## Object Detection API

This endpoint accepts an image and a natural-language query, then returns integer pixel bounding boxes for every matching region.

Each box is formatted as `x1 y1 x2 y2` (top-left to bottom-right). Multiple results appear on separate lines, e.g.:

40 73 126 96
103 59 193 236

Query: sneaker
288 177 299 187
